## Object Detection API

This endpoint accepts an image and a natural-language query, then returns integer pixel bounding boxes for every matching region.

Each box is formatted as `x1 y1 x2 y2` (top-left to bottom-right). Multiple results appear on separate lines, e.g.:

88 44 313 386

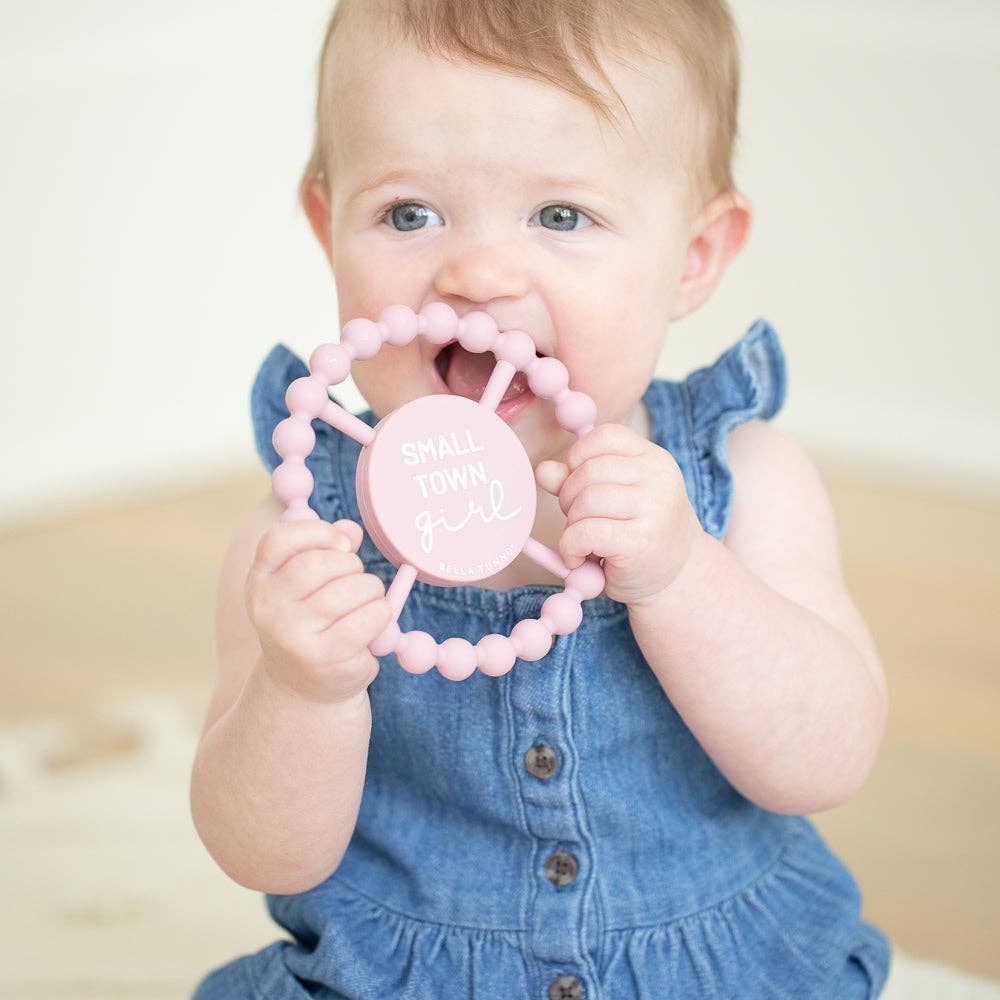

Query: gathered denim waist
282 814 855 936
321 789 795 931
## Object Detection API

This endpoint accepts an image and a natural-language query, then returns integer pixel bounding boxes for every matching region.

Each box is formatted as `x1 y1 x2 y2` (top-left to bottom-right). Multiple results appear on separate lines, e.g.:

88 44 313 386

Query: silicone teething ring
270 302 606 681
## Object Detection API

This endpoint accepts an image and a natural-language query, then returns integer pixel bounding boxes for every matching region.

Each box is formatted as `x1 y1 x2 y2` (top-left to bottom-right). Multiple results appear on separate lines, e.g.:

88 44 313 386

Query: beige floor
1 460 998 981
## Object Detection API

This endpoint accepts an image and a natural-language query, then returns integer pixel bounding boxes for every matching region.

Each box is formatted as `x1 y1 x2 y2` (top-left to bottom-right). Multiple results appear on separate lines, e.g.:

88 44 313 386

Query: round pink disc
356 394 537 586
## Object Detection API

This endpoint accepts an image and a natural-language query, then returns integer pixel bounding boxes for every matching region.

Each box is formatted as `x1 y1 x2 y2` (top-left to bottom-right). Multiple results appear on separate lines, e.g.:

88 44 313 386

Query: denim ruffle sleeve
676 317 787 540
248 342 353 523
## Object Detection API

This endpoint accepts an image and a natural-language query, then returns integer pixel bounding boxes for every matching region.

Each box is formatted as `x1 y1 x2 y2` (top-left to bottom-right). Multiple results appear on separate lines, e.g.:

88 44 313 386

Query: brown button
548 974 584 1000
544 850 578 887
524 743 558 780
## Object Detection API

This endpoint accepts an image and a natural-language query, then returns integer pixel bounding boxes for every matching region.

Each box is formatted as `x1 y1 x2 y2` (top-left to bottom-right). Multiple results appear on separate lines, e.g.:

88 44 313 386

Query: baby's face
319 36 703 468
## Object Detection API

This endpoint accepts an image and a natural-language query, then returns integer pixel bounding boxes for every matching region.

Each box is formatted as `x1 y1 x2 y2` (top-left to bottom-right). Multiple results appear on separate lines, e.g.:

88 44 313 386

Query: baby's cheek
351 347 419 413
592 373 648 427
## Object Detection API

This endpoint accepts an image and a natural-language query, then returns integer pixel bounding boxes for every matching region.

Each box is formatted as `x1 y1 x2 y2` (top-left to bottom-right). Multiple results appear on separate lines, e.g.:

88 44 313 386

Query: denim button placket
506 590 603 995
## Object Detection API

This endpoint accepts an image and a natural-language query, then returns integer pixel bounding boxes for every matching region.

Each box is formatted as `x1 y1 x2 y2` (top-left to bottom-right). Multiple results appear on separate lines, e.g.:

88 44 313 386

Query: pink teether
271 303 606 680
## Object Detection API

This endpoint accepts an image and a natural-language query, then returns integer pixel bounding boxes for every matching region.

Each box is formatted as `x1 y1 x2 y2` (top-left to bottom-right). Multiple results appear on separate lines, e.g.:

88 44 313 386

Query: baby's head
300 0 751 468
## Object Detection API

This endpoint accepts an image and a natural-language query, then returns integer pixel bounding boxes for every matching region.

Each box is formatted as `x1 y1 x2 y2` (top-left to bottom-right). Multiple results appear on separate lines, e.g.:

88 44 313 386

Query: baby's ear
671 191 752 322
301 175 335 269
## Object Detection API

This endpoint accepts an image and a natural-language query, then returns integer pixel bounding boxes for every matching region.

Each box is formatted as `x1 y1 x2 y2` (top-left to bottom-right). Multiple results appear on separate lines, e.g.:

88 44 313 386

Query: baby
190 1 892 997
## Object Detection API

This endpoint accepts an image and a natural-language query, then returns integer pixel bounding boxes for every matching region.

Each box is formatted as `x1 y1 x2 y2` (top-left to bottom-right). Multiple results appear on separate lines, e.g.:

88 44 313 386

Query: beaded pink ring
271 302 606 681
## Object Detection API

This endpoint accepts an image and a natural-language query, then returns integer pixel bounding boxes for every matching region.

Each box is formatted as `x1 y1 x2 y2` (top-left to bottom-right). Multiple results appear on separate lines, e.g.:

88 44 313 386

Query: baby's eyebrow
348 168 431 202
530 174 607 196
346 168 610 204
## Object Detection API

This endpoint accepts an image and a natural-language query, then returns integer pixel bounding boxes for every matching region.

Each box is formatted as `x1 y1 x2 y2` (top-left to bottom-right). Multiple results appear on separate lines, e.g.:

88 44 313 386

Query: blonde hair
301 0 741 207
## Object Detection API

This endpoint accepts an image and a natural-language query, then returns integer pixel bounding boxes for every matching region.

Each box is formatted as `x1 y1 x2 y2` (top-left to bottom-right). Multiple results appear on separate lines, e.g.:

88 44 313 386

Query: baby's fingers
268 595 392 704
270 547 365 603
564 483 639 526
301 572 388 631
314 595 394 664
252 518 362 576
535 461 569 497
559 516 633 570
555 455 642 518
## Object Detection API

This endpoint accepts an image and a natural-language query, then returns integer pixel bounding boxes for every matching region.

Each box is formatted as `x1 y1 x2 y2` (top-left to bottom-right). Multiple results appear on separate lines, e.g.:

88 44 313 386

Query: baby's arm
189 496 392 894
627 420 888 815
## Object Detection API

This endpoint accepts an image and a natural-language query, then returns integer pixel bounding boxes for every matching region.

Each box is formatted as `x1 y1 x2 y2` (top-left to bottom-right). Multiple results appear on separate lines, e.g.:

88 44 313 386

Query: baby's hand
536 423 701 608
246 518 393 705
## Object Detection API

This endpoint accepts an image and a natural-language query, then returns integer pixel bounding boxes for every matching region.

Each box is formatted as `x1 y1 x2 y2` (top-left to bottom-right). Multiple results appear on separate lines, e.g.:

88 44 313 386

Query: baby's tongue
445 344 530 402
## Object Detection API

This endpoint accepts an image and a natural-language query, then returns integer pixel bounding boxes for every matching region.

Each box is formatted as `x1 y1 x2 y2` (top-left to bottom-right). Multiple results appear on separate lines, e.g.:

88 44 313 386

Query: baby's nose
433 241 530 305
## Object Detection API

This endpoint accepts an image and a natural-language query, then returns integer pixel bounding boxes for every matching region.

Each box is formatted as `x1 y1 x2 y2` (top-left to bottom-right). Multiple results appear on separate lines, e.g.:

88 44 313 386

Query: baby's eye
381 202 443 232
530 204 595 232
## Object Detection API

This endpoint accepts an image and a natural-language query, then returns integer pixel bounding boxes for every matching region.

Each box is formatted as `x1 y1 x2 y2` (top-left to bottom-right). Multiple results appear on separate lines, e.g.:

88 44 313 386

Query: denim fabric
193 318 891 999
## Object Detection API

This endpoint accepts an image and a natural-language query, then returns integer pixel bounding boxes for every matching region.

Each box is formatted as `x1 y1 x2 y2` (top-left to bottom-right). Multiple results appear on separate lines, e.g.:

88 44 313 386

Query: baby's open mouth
434 341 544 403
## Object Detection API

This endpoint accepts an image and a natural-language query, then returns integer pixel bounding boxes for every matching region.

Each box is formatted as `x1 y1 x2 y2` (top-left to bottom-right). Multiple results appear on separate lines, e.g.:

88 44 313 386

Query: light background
1 0 998 526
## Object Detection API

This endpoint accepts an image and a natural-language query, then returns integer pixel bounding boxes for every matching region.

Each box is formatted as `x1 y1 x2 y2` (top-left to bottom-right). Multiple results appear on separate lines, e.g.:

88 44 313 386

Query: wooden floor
1 462 998 977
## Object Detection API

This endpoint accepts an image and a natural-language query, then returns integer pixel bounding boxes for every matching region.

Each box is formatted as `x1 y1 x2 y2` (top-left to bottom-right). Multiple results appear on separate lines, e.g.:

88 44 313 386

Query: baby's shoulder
726 418 823 509
723 417 842 579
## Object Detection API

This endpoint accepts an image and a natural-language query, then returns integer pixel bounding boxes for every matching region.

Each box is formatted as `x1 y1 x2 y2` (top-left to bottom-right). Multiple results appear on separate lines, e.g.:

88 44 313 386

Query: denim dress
193 318 891 1000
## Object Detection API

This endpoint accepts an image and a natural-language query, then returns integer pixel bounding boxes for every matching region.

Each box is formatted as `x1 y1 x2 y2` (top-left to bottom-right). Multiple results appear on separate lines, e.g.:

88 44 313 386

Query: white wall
671 0 1000 491
1 0 998 525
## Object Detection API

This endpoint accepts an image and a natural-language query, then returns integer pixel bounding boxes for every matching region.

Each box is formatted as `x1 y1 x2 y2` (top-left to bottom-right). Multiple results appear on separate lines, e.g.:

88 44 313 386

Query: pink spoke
385 562 418 624
521 536 571 580
477 359 517 413
319 399 376 447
